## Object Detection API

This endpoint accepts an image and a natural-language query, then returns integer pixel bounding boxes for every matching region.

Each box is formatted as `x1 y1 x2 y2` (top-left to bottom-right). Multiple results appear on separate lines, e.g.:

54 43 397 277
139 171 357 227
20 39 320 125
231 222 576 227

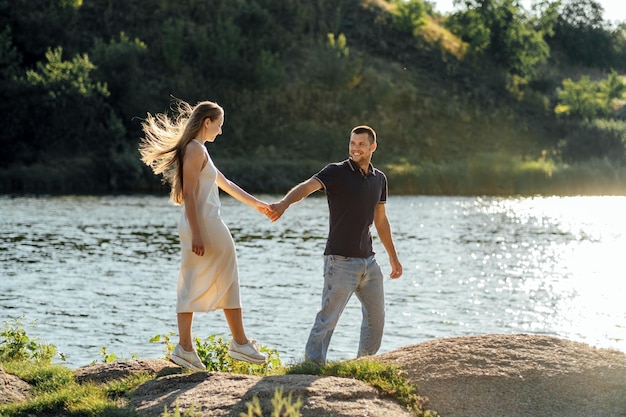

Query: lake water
1 194 625 369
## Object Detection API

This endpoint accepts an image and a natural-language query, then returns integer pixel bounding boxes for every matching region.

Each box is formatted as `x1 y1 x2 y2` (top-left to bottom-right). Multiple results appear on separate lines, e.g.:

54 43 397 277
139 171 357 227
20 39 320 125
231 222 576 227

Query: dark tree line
1 0 625 194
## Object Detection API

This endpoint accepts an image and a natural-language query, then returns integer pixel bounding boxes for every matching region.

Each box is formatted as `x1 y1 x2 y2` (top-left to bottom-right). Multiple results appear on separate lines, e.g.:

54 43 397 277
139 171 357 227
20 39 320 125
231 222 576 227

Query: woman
139 99 268 371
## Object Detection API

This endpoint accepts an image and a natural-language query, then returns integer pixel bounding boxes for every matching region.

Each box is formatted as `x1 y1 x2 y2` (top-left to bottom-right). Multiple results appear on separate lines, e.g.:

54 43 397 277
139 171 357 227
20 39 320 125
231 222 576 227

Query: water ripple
1 195 625 368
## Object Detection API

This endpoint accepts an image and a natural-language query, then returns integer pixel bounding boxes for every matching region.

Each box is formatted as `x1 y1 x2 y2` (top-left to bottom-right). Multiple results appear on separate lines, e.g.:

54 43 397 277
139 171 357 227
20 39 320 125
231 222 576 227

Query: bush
0 317 58 364
151 332 282 375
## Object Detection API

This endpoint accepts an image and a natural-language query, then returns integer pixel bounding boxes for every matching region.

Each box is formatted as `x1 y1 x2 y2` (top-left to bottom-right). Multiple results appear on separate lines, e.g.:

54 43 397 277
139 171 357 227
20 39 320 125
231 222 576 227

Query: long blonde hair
139 99 223 204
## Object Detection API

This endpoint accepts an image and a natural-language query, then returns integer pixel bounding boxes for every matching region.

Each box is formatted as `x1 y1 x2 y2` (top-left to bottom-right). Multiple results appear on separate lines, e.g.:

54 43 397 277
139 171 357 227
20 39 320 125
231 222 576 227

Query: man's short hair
351 125 377 144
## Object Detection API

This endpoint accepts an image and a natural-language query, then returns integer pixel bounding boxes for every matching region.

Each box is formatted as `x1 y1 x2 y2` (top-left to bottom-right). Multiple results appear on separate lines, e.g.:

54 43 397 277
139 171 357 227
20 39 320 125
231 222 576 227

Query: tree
528 0 559 37
23 47 123 160
558 0 603 29
555 76 605 120
0 0 81 66
554 71 625 120
600 70 626 102
0 27 25 167
549 0 622 69
90 32 152 139
446 0 550 78
392 0 427 35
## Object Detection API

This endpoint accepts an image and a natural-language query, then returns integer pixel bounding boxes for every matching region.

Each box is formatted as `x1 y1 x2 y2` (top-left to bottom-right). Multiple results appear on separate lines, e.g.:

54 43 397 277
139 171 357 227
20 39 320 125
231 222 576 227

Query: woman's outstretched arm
216 169 269 216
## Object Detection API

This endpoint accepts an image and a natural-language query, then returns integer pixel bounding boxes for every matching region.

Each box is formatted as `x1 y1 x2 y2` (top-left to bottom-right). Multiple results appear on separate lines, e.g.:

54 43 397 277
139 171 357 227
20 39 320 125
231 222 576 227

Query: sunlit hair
138 99 223 205
351 125 377 144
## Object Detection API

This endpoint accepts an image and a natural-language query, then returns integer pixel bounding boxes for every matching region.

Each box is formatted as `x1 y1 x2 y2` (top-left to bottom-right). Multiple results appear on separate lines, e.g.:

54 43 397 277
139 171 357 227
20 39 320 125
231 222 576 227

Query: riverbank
3 334 625 416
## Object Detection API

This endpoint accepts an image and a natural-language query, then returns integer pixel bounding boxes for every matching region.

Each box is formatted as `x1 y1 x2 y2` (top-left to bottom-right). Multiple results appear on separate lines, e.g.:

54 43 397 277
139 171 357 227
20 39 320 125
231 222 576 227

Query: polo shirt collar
347 158 376 176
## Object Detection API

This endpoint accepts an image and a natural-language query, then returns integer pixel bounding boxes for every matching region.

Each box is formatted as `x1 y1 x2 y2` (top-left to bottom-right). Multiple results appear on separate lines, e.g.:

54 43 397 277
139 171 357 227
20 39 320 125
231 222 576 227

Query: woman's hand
191 233 205 256
255 201 274 219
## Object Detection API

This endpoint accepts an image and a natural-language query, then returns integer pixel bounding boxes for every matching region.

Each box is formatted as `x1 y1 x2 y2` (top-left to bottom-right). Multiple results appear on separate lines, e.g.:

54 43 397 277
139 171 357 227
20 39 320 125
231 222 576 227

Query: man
269 125 402 363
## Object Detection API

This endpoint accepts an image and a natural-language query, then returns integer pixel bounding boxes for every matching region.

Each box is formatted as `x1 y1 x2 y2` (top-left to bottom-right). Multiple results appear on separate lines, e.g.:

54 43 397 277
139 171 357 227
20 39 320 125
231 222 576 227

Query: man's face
349 132 376 165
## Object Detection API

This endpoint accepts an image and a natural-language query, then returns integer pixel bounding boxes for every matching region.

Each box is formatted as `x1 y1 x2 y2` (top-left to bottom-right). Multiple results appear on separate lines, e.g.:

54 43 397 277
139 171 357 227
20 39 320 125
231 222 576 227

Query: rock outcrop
377 334 626 417
130 371 415 416
0 368 32 404
3 334 626 417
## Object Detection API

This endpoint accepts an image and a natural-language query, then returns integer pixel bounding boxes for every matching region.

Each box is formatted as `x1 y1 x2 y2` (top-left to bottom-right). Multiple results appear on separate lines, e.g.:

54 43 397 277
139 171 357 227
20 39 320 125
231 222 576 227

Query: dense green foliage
446 0 551 78
1 0 625 195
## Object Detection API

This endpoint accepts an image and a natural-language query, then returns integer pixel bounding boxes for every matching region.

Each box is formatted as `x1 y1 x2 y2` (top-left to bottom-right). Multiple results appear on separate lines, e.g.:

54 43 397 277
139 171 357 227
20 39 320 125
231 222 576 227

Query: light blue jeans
305 255 385 363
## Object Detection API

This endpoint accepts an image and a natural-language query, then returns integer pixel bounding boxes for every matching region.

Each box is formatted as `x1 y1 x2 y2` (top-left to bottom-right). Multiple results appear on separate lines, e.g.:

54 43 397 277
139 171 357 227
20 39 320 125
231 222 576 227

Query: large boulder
377 334 626 417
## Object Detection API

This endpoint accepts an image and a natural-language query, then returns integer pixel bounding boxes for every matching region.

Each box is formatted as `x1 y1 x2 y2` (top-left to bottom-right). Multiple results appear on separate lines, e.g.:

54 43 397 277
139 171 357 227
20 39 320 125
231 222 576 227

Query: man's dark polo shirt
313 158 387 258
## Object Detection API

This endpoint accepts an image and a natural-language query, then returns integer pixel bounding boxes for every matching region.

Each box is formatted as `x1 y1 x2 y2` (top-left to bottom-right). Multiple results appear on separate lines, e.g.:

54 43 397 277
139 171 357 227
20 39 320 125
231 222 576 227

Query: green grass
0 360 149 416
2 318 434 416
240 387 303 417
286 359 435 416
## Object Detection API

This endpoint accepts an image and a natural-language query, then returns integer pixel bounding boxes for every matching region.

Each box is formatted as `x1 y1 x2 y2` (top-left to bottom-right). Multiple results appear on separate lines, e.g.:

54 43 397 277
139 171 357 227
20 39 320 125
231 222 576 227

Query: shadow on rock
130 371 414 417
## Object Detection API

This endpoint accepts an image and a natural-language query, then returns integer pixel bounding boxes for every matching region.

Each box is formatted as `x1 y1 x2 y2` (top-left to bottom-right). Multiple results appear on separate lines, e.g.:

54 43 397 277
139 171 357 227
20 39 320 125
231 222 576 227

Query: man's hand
389 257 402 279
268 201 287 222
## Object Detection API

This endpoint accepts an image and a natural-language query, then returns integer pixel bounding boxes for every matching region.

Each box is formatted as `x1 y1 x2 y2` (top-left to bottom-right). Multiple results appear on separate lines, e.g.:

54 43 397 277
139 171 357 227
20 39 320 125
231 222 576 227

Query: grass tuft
286 358 433 416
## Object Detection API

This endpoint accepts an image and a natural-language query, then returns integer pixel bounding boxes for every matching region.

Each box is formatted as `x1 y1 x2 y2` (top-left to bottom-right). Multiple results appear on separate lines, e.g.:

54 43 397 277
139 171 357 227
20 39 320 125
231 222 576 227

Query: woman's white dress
176 143 241 312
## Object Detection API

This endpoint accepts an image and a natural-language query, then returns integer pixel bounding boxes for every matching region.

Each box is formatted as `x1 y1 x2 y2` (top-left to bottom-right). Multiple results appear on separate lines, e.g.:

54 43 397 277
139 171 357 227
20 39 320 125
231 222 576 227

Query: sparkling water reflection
1 195 625 368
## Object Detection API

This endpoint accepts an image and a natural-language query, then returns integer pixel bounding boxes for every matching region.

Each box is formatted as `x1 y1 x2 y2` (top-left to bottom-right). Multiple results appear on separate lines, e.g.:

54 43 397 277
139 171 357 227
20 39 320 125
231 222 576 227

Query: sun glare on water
511 196 626 351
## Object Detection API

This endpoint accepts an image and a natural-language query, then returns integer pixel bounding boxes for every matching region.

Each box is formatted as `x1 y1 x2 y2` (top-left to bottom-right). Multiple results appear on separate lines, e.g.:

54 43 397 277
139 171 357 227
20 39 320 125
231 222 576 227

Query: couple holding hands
139 99 402 371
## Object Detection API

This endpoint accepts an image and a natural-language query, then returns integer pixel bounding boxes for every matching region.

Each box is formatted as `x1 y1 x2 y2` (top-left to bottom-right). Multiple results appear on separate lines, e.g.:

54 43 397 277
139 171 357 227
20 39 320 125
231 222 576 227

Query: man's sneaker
228 339 267 364
170 344 207 372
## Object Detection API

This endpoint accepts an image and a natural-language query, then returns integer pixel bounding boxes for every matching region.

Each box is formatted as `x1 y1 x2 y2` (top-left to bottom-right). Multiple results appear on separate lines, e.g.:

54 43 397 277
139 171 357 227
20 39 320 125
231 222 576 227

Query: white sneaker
228 339 267 364
170 344 207 371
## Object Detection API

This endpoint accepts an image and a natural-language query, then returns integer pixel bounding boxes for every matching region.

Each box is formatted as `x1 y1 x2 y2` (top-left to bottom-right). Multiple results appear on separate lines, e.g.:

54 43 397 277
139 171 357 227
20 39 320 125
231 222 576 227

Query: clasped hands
257 200 286 222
